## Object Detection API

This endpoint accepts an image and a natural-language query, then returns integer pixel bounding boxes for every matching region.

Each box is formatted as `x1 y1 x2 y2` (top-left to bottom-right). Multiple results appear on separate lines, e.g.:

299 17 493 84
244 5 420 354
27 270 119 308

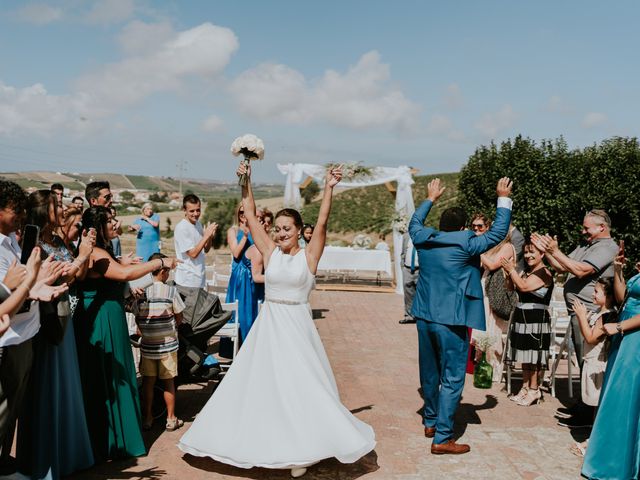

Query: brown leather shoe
430 439 470 455
424 426 436 438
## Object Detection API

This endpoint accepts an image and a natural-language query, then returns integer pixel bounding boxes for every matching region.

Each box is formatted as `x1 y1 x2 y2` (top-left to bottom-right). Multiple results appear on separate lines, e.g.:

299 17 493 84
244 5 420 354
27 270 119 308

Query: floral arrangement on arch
231 134 265 186
391 213 409 234
351 234 373 250
325 162 373 182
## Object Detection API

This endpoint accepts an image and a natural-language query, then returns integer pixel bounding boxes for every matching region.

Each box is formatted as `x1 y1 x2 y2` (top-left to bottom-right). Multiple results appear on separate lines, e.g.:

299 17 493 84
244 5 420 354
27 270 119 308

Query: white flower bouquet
351 234 373 250
473 333 498 353
231 134 265 186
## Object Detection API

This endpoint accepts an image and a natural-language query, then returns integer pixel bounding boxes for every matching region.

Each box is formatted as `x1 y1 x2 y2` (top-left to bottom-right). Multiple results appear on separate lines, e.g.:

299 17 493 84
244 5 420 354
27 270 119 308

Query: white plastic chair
215 300 239 368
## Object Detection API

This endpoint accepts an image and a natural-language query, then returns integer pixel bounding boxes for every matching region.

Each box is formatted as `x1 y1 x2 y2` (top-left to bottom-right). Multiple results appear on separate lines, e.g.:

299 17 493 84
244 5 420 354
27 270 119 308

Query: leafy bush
458 135 639 265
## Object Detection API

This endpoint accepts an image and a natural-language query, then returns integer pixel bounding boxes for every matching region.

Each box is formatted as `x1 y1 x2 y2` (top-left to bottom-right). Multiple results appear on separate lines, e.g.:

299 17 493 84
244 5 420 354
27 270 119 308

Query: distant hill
300 172 460 234
0 171 283 200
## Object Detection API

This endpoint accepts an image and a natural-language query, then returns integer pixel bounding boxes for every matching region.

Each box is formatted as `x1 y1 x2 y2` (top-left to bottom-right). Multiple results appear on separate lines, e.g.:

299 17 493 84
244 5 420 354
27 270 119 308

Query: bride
178 161 376 477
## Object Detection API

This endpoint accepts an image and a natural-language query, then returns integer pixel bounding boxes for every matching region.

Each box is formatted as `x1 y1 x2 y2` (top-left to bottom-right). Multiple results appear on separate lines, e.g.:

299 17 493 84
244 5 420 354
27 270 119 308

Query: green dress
74 277 146 462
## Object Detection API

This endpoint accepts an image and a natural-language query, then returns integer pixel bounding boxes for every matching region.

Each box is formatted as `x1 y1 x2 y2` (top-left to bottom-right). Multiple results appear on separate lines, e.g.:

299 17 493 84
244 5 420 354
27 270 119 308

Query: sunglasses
471 223 486 230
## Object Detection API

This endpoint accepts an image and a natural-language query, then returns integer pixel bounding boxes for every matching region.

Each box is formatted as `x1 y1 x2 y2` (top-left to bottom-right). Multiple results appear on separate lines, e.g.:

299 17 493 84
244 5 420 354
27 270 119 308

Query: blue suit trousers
416 318 468 444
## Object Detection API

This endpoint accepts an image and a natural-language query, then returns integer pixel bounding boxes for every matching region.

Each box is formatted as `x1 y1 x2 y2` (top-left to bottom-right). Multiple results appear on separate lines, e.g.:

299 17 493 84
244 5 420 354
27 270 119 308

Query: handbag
485 244 518 319
39 296 70 345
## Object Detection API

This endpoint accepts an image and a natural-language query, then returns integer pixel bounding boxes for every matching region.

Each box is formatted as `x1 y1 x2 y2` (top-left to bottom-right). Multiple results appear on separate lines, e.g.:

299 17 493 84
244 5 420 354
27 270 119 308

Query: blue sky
0 0 637 181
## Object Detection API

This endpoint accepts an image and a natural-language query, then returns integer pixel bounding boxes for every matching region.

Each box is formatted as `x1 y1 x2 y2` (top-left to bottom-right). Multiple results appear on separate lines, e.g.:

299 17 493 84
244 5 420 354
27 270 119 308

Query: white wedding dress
178 248 376 469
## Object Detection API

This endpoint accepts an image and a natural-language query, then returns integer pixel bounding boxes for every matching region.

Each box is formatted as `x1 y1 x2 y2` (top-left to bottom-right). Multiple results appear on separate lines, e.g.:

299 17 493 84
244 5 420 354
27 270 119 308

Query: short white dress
178 247 375 469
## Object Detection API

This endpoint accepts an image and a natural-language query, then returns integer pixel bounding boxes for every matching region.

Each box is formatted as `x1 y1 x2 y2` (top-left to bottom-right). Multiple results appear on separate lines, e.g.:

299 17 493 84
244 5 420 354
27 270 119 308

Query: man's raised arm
409 178 446 246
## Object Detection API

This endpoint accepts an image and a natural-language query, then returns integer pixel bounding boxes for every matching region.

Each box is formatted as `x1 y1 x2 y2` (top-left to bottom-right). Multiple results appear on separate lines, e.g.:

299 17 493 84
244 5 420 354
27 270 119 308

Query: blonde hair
141 203 153 214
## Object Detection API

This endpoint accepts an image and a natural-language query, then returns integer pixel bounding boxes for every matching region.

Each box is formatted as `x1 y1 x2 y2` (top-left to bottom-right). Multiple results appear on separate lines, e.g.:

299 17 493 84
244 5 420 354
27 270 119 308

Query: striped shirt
134 282 186 360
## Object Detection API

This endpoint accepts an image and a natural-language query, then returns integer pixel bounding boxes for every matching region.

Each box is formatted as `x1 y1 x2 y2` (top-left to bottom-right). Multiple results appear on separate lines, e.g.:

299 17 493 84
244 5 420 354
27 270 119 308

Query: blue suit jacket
409 200 511 330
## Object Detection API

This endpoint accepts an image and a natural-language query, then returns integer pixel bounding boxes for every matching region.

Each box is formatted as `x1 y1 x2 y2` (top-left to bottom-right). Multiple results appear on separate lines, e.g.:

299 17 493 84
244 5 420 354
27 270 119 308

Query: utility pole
177 160 188 195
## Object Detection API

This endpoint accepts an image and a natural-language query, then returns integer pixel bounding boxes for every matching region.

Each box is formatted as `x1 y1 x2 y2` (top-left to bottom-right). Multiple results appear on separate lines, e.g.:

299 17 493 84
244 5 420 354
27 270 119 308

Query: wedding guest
59 206 83 251
0 180 68 475
50 183 64 205
582 246 640 479
226 202 259 342
133 253 186 432
399 231 418 324
174 194 217 289
85 182 123 257
470 213 491 234
131 203 161 261
474 226 516 380
73 206 180 462
501 240 554 406
302 224 314 244
71 196 85 211
375 233 390 251
532 209 617 426
569 277 616 458
17 190 95 479
109 206 122 258
262 208 274 234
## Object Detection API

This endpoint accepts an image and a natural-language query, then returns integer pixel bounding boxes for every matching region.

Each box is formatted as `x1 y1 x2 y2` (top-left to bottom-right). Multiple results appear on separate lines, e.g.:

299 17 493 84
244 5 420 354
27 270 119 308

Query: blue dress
17 238 94 479
134 213 161 261
226 230 264 342
582 273 640 480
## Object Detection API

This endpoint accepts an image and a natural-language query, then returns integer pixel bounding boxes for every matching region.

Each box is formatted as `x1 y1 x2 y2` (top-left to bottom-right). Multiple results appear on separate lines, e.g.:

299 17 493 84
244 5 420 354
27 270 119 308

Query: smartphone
20 224 40 264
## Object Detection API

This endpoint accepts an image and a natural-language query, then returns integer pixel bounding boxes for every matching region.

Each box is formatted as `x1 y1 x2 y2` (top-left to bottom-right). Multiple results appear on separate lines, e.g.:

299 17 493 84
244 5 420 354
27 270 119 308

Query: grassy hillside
300 172 460 234
0 171 283 199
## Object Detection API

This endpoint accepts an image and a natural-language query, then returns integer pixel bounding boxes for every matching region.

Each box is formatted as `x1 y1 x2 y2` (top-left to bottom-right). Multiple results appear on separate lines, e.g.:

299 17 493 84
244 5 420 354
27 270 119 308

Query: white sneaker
291 467 307 478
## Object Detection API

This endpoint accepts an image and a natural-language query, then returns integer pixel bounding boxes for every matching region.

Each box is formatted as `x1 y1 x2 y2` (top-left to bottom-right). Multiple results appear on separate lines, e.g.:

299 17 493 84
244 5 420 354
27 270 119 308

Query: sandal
515 388 543 406
569 440 587 458
166 417 184 431
509 386 528 402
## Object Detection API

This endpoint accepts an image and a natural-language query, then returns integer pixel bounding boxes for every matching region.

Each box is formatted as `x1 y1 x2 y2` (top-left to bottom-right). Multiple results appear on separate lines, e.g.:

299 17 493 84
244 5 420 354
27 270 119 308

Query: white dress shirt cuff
497 197 513 210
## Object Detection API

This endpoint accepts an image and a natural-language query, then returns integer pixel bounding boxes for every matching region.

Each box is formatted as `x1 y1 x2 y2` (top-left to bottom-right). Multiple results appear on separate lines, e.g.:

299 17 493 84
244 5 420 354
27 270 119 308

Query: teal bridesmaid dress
582 273 640 479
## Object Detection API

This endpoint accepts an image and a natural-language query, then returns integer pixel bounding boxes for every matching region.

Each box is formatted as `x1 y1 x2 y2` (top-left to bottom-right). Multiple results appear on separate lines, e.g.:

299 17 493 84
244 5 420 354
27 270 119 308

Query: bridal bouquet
325 162 373 181
231 134 265 186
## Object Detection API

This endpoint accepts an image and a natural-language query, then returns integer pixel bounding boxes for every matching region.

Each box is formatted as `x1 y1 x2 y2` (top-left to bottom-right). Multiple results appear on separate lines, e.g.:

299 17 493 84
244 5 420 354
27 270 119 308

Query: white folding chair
215 300 239 369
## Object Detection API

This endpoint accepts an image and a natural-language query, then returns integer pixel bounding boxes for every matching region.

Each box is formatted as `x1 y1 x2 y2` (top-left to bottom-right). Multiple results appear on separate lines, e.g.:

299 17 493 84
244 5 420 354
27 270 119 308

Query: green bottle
473 351 493 389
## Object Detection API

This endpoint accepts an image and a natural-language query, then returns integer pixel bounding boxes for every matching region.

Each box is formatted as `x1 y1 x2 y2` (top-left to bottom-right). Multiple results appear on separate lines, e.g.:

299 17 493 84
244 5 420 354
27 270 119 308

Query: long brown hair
25 190 58 239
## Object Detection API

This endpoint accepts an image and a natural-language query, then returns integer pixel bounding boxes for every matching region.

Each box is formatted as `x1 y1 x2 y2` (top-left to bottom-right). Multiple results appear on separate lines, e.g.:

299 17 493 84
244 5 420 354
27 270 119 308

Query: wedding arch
277 163 415 294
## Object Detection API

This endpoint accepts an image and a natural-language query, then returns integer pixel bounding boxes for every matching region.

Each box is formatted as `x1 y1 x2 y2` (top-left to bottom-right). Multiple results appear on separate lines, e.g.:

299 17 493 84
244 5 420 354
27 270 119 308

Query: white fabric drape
277 163 415 294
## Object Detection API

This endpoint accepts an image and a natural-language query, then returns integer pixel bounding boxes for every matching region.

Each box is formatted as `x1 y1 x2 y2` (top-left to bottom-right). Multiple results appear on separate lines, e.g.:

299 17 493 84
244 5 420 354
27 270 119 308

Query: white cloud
84 0 136 25
230 51 420 132
582 112 607 129
426 114 466 142
116 20 175 55
75 22 239 110
15 3 63 24
0 22 238 136
474 104 518 137
546 95 573 114
201 115 224 132
0 82 91 135
444 84 464 110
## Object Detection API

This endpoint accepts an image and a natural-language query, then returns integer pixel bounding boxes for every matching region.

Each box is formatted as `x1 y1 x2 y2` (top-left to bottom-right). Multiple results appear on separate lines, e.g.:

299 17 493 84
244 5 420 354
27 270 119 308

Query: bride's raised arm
306 165 342 273
237 162 276 262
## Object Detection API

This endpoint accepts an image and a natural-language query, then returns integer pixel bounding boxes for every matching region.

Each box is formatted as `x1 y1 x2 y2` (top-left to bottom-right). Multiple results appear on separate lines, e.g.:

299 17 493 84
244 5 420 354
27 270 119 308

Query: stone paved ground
67 290 585 480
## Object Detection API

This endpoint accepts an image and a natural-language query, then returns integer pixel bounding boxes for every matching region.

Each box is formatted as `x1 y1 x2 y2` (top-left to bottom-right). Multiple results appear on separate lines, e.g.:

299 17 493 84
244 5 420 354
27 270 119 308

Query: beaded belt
517 302 549 311
265 297 309 306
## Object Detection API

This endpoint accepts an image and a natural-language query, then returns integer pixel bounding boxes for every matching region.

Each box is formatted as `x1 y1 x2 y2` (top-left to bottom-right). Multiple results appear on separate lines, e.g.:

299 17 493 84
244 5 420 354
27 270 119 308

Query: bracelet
159 258 165 269
616 321 624 336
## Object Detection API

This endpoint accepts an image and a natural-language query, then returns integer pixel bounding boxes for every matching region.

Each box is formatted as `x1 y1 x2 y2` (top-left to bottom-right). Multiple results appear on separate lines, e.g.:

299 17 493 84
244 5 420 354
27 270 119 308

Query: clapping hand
205 222 218 239
571 298 587 320
500 256 516 274
120 252 142 266
427 178 446 202
3 259 27 291
0 314 10 337
496 177 513 197
326 165 343 188
78 227 96 259
36 255 66 286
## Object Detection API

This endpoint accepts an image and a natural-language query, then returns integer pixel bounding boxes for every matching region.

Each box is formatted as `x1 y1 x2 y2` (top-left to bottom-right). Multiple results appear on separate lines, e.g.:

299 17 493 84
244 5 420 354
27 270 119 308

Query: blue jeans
416 319 468 444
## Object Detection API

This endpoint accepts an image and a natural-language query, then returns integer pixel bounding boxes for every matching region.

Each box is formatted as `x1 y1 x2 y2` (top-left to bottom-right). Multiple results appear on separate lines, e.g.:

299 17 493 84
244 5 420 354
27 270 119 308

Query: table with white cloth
317 246 393 284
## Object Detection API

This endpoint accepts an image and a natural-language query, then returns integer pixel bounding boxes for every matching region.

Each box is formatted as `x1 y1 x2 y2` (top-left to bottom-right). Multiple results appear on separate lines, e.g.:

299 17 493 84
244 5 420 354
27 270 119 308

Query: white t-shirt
0 232 40 347
174 219 206 288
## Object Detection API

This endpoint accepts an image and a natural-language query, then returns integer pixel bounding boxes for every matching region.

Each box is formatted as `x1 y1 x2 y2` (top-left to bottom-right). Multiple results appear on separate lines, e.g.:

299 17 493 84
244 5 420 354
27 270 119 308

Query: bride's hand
326 165 343 188
237 161 251 179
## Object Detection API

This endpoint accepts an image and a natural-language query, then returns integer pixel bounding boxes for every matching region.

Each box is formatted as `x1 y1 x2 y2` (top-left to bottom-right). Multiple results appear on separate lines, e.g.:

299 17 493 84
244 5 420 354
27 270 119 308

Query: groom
409 176 513 454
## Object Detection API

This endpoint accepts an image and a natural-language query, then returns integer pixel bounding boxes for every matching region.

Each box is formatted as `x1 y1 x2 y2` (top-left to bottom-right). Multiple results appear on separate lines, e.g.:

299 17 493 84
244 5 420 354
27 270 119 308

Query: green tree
300 181 320 205
120 190 134 202
202 198 237 249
